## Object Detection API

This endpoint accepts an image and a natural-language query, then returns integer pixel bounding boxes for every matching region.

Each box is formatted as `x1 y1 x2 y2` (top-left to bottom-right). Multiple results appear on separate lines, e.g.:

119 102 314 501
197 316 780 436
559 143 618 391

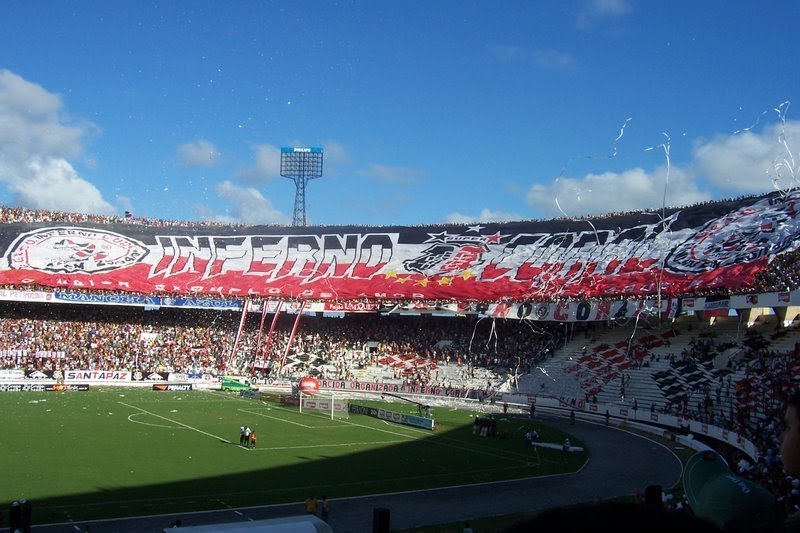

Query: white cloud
5 157 116 214
692 120 800 193
236 143 282 184
524 119 800 219
357 163 424 184
177 139 220 167
577 0 632 29
0 69 114 214
445 208 523 224
526 166 708 219
214 180 288 225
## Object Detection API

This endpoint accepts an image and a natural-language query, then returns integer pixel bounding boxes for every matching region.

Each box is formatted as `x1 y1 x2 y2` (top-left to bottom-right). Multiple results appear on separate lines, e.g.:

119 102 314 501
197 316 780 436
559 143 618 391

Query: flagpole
262 300 284 372
251 301 270 374
227 300 249 372
280 301 306 376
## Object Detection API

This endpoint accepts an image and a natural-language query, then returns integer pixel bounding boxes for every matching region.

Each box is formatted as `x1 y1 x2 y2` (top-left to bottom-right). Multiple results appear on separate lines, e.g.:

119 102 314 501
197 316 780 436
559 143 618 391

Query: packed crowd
0 191 774 229
0 205 242 228
5 198 800 520
0 304 237 375
0 302 564 391
729 346 800 517
3 297 800 517
621 320 800 515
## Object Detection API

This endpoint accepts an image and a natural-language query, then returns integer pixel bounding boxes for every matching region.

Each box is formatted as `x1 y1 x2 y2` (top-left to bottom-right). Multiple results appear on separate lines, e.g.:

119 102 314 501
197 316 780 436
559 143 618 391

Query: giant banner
1 191 799 301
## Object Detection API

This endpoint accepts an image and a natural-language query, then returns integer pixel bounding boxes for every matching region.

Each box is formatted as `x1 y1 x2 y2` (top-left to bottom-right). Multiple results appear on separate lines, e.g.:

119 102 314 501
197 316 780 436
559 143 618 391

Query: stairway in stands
516 313 800 422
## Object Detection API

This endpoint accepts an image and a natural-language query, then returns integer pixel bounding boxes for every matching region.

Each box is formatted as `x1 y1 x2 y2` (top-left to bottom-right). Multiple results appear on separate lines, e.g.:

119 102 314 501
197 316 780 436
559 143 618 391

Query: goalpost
299 390 349 420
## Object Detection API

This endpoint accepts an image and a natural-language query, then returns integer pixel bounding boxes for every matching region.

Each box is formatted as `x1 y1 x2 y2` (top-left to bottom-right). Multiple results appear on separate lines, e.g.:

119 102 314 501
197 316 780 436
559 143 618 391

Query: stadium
2 187 800 532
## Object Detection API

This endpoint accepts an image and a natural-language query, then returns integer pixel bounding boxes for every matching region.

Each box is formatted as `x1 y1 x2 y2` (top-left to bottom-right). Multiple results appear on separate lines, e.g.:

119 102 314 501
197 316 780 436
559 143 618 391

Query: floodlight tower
280 147 323 226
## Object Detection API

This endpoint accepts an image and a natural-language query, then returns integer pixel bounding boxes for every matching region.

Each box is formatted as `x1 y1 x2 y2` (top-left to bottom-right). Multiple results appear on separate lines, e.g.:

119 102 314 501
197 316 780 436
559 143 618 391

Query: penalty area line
118 401 233 444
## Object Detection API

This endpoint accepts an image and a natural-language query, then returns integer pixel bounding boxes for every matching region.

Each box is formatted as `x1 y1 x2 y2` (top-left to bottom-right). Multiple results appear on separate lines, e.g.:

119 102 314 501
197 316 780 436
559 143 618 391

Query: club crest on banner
666 191 800 274
7 227 148 274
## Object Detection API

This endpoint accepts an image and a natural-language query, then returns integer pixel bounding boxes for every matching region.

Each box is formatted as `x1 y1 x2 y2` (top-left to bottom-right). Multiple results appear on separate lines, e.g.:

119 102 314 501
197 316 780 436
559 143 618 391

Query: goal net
299 391 349 420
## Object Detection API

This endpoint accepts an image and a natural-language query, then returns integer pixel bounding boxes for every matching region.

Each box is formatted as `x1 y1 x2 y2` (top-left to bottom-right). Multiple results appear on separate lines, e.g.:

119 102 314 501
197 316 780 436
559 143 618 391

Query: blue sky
1 0 799 226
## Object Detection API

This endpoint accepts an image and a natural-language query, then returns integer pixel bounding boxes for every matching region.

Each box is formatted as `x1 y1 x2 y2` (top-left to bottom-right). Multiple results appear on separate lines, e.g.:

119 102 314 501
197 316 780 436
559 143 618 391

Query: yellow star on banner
384 270 398 279
460 270 475 280
414 278 429 287
437 277 452 286
395 276 412 284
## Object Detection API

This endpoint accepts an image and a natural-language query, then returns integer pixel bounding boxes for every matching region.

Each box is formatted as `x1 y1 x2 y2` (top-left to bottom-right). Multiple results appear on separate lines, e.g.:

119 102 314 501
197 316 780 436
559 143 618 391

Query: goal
299 391 349 420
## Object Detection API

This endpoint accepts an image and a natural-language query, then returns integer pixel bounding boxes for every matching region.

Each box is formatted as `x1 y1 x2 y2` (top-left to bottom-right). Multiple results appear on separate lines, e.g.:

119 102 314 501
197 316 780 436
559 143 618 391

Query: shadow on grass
20 411 586 526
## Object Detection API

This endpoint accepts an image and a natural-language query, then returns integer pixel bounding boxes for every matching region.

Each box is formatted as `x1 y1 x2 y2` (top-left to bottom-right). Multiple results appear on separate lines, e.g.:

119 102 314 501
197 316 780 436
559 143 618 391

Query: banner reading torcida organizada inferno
1 191 799 301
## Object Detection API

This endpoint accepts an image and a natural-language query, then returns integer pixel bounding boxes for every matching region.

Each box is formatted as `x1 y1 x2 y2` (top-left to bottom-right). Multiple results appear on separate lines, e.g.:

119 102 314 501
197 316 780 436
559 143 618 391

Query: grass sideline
2 387 587 525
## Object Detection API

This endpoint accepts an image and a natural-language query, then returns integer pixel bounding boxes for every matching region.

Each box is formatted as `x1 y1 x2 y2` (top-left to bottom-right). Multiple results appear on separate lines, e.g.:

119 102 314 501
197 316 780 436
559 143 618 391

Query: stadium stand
4 191 800 523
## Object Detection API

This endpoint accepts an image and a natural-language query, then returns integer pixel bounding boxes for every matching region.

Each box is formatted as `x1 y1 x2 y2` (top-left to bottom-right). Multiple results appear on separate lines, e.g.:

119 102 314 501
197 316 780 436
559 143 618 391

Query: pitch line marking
237 407 345 429
248 440 409 451
118 401 233 444
269 403 427 441
236 408 320 429
127 412 182 429
206 390 530 462
272 405 529 464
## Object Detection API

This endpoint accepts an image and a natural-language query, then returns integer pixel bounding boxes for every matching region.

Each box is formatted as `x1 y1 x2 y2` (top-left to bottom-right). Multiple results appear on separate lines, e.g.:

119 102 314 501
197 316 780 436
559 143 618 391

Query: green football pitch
1 388 587 524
